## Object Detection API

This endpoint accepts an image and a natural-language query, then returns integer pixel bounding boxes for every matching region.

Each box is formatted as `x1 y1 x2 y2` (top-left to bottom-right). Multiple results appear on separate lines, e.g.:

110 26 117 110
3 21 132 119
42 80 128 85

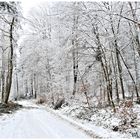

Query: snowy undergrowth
48 101 140 138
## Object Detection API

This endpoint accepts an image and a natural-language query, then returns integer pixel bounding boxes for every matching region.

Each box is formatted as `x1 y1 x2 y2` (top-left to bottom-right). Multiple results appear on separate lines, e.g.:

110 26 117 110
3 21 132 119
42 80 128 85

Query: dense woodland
0 1 140 111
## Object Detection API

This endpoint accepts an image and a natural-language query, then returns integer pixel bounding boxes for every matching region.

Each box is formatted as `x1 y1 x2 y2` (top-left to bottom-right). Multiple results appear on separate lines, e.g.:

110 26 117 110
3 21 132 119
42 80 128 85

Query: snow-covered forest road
0 100 91 138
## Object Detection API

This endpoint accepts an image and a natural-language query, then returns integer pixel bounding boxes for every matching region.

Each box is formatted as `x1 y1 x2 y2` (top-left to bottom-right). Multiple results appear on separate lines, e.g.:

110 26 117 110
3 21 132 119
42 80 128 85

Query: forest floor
0 100 93 138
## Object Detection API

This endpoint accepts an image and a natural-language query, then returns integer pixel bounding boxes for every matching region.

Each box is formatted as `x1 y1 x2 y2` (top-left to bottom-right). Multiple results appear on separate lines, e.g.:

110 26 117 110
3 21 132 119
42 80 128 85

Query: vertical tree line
0 2 21 104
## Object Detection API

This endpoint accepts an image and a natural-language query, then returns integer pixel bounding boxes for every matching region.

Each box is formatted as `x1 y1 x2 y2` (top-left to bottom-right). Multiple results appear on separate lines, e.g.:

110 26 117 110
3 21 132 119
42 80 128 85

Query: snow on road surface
0 100 91 138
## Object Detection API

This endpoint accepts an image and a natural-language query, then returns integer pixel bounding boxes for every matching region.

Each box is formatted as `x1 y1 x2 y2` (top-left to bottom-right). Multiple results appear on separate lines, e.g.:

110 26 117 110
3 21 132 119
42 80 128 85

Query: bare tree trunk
4 18 15 104
92 24 115 111
110 19 125 99
25 80 28 96
33 73 37 99
14 65 19 100
0 74 1 93
119 50 140 102
1 55 5 103
115 46 125 99
72 40 78 95
72 13 79 96
128 2 140 57
30 75 33 97
106 4 125 100
93 25 111 106
100 59 111 105
111 49 120 103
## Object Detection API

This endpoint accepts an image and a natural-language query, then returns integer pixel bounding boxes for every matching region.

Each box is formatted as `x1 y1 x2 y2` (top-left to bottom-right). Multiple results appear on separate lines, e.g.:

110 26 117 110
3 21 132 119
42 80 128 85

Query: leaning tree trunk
3 17 15 104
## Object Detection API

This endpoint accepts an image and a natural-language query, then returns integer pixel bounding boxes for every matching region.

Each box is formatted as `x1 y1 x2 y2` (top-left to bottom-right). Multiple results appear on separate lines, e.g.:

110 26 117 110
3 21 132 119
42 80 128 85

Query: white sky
2 0 134 17
0 0 137 16
21 0 46 16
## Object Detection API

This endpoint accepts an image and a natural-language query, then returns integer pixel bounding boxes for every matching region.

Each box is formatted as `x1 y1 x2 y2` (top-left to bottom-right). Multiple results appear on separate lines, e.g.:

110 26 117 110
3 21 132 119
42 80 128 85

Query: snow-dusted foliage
18 1 140 105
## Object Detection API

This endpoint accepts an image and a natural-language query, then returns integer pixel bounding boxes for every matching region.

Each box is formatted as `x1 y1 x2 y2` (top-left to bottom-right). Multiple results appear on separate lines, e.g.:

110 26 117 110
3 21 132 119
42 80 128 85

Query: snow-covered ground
1 100 139 138
46 106 128 138
47 102 140 138
0 100 91 138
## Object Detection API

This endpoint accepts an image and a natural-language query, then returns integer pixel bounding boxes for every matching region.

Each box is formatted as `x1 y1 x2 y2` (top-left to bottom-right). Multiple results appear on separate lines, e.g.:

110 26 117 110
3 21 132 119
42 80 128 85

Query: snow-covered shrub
126 128 140 138
75 107 93 121
115 100 138 131
36 94 47 104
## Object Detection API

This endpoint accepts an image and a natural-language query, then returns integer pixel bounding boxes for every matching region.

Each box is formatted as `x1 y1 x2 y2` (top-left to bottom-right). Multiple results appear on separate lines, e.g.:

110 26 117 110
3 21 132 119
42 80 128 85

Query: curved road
0 101 90 138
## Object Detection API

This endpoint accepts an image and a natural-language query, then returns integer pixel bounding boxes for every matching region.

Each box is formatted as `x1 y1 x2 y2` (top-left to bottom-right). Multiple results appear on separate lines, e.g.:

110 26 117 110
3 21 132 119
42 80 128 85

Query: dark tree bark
33 73 37 99
119 50 140 103
92 25 115 111
1 53 5 103
72 39 78 95
110 15 125 100
4 17 15 104
111 50 120 103
72 13 79 96
30 75 33 97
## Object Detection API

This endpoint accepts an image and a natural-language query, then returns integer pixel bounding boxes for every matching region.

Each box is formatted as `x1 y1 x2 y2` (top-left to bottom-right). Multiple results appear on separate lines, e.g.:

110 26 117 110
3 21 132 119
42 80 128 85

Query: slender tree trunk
30 75 33 97
119 50 140 102
128 2 140 57
72 13 79 96
109 10 125 100
111 49 120 103
115 44 125 100
4 18 15 104
33 73 37 99
92 25 115 110
25 80 28 96
100 59 111 105
15 69 19 100
110 19 125 100
72 40 78 95
1 55 5 103
0 74 1 93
